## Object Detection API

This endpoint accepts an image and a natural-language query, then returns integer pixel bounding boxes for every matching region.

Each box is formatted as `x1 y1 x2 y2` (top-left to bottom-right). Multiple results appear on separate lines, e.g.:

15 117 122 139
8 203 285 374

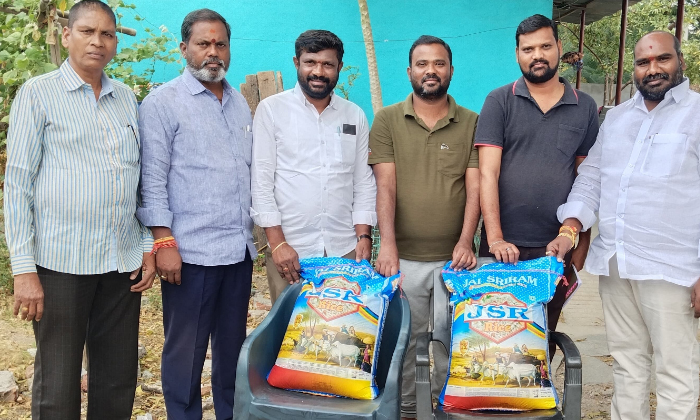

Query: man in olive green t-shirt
369 35 480 420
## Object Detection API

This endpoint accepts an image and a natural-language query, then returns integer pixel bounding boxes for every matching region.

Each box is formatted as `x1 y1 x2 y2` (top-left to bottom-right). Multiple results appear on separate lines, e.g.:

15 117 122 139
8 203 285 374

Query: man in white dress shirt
251 30 376 302
547 31 700 420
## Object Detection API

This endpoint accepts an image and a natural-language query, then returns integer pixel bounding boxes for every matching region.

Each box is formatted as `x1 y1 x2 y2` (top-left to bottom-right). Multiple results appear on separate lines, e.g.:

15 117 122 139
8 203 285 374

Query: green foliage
107 1 180 100
0 0 63 149
335 65 361 100
559 0 700 101
0 0 180 150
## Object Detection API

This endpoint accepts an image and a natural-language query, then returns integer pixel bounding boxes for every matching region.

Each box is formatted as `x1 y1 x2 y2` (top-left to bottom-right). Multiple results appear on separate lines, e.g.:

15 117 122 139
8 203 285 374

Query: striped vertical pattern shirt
4 60 153 275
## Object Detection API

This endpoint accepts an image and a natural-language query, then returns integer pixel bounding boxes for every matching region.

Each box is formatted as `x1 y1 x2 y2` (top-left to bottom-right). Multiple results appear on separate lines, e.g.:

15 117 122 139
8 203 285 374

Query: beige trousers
265 249 356 304
600 258 699 420
398 258 449 419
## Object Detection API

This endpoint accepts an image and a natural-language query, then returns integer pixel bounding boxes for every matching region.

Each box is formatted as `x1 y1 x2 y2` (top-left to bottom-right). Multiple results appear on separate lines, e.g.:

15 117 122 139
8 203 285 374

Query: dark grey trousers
32 266 141 420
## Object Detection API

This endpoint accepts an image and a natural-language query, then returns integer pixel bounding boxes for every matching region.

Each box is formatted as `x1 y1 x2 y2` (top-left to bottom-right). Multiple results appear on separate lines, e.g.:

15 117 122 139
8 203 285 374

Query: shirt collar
631 77 690 110
293 82 338 110
512 76 579 104
182 67 233 96
402 93 460 122
60 59 114 98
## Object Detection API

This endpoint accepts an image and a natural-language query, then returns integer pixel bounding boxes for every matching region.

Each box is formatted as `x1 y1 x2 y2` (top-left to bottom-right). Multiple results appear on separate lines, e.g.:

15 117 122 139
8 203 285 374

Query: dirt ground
0 268 697 419
0 272 270 420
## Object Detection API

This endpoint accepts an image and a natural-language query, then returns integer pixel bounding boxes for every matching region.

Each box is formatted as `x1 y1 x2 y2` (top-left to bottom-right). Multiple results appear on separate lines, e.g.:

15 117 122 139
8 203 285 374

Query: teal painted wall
119 0 551 119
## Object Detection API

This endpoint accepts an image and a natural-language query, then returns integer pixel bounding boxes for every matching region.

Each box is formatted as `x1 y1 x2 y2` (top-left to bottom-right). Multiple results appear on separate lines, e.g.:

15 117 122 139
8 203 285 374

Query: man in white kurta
547 31 700 420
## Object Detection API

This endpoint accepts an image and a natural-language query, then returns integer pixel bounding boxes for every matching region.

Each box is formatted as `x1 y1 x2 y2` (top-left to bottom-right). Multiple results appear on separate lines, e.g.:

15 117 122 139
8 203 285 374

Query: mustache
530 59 550 69
201 57 225 67
307 74 331 84
643 73 669 84
422 73 441 83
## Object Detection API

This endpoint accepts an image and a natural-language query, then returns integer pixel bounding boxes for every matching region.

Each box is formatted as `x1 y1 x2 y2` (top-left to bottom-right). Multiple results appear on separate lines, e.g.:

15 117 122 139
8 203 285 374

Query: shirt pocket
340 133 356 166
641 133 687 177
115 125 140 168
437 143 467 177
557 124 585 157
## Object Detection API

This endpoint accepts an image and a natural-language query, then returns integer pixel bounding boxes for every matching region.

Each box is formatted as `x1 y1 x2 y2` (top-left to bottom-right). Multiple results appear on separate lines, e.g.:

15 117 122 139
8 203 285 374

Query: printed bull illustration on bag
439 257 564 411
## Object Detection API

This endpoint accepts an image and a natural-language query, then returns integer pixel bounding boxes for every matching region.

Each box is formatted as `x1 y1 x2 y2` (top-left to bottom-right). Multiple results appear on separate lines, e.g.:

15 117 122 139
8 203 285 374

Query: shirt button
628 164 634 168
618 213 624 219
618 240 624 244
621 188 626 192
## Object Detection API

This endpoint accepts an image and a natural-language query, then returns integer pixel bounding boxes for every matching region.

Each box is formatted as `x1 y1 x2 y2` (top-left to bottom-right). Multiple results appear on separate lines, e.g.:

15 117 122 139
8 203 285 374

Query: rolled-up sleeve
557 123 605 231
250 101 282 227
136 95 175 228
352 112 377 226
4 84 44 275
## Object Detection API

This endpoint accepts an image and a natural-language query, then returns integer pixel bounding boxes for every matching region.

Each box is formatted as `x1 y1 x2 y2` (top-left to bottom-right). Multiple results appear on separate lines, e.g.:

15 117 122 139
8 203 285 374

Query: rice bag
267 257 401 399
439 256 564 411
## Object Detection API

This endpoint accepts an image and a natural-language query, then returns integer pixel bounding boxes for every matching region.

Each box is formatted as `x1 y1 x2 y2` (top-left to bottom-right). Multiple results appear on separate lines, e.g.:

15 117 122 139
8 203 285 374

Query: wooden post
275 71 284 93
239 74 260 117
257 71 277 100
615 0 629 106
357 0 383 113
576 9 586 89
676 0 685 41
46 5 62 66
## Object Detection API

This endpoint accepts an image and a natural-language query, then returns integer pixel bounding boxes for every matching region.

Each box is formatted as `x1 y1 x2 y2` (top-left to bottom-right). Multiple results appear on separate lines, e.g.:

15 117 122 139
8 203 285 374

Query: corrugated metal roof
553 0 642 24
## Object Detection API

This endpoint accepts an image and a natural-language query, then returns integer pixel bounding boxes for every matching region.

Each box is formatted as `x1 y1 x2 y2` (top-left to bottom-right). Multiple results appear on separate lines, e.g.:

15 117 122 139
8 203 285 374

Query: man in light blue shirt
4 1 156 419
137 9 254 420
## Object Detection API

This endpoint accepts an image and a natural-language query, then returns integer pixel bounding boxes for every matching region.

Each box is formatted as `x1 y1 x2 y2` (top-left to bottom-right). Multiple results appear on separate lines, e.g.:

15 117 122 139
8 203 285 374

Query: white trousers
600 258 699 420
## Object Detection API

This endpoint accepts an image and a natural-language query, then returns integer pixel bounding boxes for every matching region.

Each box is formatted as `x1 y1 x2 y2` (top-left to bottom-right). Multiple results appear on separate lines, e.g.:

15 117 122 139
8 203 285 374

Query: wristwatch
357 234 372 243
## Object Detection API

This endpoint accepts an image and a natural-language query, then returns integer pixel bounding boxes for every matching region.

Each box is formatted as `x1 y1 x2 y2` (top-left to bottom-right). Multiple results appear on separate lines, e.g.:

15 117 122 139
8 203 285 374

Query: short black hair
181 9 231 44
635 30 682 58
409 35 452 66
516 14 558 47
68 0 116 28
295 30 344 63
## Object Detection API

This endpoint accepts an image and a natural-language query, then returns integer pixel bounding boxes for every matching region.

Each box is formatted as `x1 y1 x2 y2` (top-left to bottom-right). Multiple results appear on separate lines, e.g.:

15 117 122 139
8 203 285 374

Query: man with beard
251 30 376 302
547 31 700 420
369 35 480 419
137 9 255 420
476 15 598 353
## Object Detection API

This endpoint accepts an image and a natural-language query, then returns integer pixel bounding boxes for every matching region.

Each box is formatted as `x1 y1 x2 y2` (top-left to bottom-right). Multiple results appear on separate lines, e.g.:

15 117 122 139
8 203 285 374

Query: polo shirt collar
631 77 690 110
293 82 338 110
60 59 114 98
512 76 579 105
181 67 233 97
402 93 459 122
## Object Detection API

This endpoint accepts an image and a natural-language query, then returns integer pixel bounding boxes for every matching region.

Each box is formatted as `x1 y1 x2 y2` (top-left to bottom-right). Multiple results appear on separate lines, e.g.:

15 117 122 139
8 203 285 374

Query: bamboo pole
357 0 383 113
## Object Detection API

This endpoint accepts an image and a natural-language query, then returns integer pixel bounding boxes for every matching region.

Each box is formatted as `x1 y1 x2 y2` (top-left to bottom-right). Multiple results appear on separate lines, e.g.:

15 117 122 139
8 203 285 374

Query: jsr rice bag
267 257 401 399
439 256 564 411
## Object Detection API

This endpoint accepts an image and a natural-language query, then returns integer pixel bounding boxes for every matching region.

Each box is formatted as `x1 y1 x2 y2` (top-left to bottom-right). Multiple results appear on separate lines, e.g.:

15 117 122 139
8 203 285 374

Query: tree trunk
357 0 383 113
603 73 609 106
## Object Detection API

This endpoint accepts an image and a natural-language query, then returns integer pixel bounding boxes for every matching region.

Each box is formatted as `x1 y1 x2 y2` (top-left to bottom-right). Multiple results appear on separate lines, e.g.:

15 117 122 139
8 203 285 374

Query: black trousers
478 242 575 358
32 266 141 420
161 253 253 420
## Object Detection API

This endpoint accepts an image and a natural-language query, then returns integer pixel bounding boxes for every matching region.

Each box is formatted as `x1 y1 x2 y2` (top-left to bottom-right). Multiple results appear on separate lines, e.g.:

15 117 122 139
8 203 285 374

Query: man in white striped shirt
4 1 155 418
